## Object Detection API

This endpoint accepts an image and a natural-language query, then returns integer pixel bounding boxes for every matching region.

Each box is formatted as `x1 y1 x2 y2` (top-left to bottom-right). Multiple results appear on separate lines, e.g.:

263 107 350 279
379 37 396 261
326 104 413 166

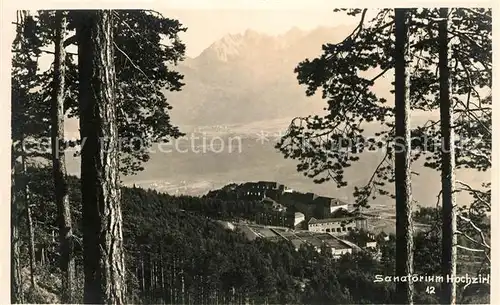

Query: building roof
332 198 349 206
284 190 349 207
309 216 364 225
290 239 306 249
283 191 316 202
314 233 352 250
257 181 280 186
334 238 361 251
313 196 350 206
323 238 351 250
313 196 333 206
294 232 353 250
301 236 323 248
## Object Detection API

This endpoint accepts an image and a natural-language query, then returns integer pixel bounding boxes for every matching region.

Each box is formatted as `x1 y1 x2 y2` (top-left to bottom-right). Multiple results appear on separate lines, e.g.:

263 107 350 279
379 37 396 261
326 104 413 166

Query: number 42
426 286 436 294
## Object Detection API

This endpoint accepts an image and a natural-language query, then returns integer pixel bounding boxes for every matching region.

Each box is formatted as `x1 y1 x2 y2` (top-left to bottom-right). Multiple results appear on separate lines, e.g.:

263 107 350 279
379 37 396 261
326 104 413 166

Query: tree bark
77 10 125 304
394 8 414 305
21 132 37 289
140 249 146 294
51 10 76 303
438 7 457 305
160 257 165 304
171 254 176 304
11 147 23 303
11 12 24 303
16 10 38 290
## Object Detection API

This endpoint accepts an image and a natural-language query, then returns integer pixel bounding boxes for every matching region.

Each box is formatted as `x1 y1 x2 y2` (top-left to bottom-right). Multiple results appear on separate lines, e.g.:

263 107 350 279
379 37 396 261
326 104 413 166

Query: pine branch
456 181 491 209
63 34 78 47
457 214 490 250
113 41 154 88
456 230 488 249
456 245 484 252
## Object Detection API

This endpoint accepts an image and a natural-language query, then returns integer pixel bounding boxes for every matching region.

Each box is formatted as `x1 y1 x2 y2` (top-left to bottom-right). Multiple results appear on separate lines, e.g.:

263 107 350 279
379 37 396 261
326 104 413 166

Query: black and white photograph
4 2 495 304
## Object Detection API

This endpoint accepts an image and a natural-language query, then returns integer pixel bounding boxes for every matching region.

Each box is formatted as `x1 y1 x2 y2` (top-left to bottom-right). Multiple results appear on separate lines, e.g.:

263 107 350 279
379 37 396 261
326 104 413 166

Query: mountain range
167 25 370 127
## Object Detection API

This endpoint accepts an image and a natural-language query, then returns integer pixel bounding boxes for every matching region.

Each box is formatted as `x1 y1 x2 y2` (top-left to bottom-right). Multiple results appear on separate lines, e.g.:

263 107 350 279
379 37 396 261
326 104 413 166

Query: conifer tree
394 8 414 304
51 10 76 303
76 10 125 303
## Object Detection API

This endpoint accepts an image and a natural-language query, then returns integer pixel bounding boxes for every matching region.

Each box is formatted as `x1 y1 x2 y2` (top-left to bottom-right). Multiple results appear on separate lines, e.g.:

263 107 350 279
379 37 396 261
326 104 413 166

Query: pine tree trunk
181 273 185 305
145 253 150 300
150 257 154 300
40 247 46 266
19 11 37 290
160 258 165 304
51 10 76 303
152 259 156 301
438 7 457 305
200 275 204 305
12 15 24 302
171 255 175 304
21 136 37 289
141 250 146 294
195 275 200 305
11 147 23 303
77 10 125 304
394 8 414 305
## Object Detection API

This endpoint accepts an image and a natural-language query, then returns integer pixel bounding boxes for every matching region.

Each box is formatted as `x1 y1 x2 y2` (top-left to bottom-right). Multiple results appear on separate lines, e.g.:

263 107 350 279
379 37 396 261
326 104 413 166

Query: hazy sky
10 8 361 70
162 9 360 57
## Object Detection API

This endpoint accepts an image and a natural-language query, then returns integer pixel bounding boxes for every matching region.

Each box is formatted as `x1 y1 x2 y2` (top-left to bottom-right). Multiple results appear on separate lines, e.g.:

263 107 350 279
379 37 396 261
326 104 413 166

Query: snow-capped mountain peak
206 33 244 62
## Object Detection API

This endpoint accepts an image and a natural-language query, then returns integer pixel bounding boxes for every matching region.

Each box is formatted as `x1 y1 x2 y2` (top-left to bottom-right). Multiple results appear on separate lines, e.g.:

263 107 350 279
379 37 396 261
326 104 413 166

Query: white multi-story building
308 216 368 234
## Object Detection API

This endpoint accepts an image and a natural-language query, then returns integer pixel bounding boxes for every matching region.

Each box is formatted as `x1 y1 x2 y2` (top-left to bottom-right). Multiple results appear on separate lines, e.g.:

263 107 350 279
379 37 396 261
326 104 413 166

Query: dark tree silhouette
77 10 125 303
438 7 457 304
394 8 414 304
51 10 76 303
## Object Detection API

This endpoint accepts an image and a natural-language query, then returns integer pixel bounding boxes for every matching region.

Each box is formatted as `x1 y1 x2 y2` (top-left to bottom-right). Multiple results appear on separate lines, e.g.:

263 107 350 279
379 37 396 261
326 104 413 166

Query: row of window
310 222 348 227
244 191 265 196
311 226 354 233
244 183 279 190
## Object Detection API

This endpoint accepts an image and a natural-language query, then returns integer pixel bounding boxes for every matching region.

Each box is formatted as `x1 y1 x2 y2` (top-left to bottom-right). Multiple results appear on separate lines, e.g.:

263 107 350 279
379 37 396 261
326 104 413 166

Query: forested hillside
16 167 488 304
